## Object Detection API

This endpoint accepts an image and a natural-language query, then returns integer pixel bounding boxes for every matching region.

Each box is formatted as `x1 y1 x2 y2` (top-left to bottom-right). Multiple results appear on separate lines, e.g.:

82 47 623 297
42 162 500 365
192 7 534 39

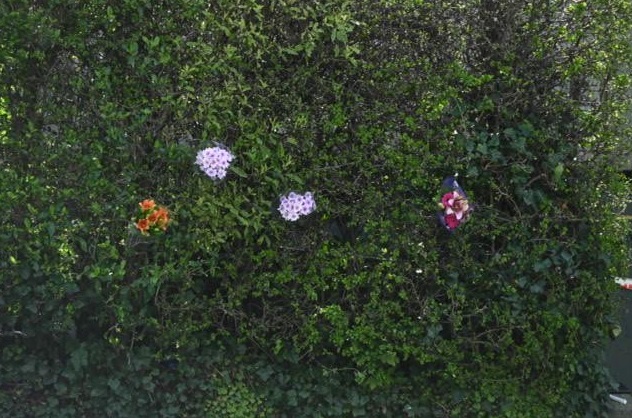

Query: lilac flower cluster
278 192 316 221
195 146 234 180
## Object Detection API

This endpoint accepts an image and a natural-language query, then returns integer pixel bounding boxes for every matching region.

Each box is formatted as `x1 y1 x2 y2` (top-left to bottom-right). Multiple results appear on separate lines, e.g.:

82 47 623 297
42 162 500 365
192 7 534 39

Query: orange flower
135 218 150 234
147 211 159 225
139 199 156 212
155 207 170 230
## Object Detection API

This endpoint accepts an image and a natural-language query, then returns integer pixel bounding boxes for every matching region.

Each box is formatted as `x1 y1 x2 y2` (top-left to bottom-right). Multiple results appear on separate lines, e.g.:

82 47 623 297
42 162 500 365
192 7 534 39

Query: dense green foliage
1 0 631 416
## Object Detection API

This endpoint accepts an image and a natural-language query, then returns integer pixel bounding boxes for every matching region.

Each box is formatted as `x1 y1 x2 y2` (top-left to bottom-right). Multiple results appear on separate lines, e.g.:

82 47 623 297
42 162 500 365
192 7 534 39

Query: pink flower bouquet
437 176 472 231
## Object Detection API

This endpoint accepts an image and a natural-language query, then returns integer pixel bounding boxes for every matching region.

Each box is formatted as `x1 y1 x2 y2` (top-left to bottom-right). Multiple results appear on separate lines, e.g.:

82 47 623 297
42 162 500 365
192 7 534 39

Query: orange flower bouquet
134 199 171 235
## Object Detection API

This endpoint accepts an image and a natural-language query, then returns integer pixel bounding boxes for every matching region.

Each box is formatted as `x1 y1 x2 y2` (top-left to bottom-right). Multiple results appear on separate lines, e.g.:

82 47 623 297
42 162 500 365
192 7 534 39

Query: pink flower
441 191 455 208
441 191 470 220
444 213 460 230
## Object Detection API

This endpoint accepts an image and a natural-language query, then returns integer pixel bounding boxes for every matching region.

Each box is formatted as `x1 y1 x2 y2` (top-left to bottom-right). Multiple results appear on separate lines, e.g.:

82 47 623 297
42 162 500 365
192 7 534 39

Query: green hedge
1 0 631 416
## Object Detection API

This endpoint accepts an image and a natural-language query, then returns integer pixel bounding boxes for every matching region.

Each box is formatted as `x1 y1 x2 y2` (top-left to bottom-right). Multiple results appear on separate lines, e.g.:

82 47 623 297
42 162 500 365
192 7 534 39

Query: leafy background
1 0 631 416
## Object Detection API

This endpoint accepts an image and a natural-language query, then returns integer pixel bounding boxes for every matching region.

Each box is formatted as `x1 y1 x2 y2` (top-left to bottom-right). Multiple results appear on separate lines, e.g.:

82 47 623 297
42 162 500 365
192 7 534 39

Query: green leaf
553 163 564 183
108 378 121 391
70 345 88 371
533 259 552 272
230 166 247 178
379 351 398 366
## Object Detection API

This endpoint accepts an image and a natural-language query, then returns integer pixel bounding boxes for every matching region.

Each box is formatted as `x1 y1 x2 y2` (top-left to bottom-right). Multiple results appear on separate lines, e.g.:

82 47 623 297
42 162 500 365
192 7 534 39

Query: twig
0 330 27 337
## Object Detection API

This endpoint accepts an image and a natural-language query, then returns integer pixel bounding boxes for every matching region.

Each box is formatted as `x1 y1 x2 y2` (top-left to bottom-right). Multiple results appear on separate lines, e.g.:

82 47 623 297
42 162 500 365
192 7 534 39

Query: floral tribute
437 176 472 231
278 192 316 221
195 146 234 180
134 199 171 235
